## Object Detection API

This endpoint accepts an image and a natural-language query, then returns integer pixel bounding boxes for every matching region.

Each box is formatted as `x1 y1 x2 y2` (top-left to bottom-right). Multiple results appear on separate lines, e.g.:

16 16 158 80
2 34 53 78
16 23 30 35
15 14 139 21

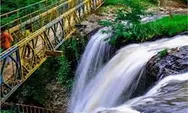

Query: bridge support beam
45 50 63 56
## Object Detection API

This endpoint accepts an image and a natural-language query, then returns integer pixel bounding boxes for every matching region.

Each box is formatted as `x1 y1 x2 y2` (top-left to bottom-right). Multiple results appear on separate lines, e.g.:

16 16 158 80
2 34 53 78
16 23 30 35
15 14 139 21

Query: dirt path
147 0 187 15
159 0 187 8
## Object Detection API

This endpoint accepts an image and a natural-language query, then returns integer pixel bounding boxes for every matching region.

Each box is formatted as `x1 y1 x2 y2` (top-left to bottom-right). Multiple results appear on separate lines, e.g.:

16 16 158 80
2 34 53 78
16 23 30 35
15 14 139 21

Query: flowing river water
68 28 188 113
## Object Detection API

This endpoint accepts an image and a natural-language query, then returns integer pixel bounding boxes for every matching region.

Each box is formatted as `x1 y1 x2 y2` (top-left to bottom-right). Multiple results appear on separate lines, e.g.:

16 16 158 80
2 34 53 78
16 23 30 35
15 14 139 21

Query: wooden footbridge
0 0 104 104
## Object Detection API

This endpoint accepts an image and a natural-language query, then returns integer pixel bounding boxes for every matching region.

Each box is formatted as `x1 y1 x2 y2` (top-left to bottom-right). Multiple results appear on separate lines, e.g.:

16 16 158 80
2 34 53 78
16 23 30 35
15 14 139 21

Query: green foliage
147 0 158 4
104 0 157 7
131 15 188 41
61 36 88 64
104 0 124 5
13 57 64 104
57 56 73 90
100 0 146 45
122 0 146 24
1 0 59 26
57 36 88 90
1 0 39 26
183 0 188 3
0 110 15 113
159 49 168 58
101 0 188 46
9 36 87 105
1 0 58 13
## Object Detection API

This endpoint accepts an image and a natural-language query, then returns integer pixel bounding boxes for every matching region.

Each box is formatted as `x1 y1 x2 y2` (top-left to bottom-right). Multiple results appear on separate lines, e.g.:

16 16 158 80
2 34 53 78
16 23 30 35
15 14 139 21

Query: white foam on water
69 34 188 113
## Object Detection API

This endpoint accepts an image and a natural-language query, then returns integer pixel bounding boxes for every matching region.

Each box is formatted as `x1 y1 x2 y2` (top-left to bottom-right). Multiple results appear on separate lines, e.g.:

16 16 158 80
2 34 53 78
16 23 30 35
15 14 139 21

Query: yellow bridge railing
2 0 76 44
0 0 104 102
1 0 66 27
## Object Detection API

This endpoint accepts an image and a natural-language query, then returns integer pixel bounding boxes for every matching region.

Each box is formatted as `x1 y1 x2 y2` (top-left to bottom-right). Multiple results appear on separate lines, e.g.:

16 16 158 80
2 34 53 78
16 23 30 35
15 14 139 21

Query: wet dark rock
130 46 188 99
146 46 188 80
178 31 188 36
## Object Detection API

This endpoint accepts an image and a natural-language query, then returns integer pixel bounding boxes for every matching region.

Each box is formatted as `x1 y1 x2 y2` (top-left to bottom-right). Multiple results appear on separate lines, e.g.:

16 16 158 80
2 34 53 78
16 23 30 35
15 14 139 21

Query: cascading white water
124 72 188 106
94 72 188 113
69 34 188 113
69 27 112 111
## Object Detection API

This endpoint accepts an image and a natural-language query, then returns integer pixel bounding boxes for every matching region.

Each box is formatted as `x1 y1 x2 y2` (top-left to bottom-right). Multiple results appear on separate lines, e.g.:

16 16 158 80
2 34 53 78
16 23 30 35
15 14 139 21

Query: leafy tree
100 0 146 45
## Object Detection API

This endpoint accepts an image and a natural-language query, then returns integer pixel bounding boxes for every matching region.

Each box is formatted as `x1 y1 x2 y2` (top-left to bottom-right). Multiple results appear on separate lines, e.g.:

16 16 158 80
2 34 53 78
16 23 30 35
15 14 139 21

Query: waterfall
69 27 112 111
69 33 188 113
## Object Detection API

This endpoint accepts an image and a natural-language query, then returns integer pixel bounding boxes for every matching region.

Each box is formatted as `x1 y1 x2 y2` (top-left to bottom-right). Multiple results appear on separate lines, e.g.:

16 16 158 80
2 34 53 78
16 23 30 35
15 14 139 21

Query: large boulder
146 46 188 80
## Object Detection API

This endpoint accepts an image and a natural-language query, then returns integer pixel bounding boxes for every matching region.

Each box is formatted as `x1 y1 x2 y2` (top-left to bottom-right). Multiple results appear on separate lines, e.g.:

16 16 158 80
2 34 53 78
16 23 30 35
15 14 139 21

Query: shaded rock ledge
131 46 188 99
146 46 188 80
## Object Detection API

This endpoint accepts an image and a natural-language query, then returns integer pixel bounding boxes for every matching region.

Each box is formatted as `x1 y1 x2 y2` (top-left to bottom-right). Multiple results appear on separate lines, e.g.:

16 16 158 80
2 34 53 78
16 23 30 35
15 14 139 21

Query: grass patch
132 15 188 41
110 14 188 47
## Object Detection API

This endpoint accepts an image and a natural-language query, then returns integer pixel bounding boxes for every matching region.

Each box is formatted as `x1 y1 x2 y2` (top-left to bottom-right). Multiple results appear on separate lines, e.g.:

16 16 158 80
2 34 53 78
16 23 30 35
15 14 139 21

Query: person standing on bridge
0 26 14 66
24 24 32 58
0 27 14 51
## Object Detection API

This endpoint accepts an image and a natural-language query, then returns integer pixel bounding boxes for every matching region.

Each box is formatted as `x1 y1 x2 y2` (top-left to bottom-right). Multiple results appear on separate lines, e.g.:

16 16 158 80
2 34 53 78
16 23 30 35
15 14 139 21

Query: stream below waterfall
93 72 188 113
68 27 188 113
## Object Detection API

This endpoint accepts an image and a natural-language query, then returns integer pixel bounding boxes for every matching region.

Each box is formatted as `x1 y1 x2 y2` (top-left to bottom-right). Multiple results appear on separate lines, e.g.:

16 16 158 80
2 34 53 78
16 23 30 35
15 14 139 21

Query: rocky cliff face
131 45 188 98
146 46 188 80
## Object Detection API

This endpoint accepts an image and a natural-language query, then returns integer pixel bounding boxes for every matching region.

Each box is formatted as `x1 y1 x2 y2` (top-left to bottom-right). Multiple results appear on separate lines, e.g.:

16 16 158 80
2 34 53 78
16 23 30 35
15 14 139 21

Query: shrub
159 49 168 58
100 0 188 47
57 56 73 90
100 0 146 45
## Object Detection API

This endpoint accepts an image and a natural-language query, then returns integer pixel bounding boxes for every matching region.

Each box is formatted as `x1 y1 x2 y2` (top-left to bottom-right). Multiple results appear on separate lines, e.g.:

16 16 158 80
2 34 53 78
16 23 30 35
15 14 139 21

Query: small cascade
69 27 112 111
93 107 140 113
69 34 188 113
94 72 188 113
124 72 188 106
